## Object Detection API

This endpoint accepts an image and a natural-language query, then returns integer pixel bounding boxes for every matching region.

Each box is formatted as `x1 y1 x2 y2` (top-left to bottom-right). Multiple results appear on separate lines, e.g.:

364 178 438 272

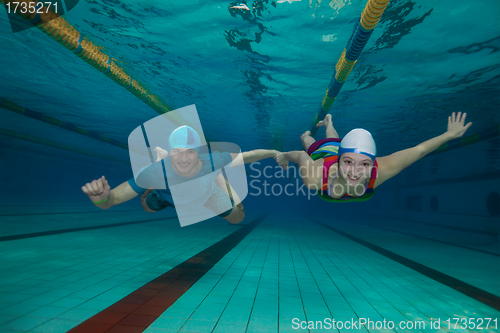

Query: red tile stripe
67 213 268 333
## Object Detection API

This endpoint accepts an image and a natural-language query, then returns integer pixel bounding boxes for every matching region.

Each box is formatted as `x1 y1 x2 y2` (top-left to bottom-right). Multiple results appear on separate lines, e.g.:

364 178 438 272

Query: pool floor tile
0 213 499 333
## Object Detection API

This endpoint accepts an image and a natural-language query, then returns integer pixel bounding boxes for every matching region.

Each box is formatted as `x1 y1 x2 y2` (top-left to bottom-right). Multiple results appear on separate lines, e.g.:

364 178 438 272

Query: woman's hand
447 112 472 139
274 152 289 170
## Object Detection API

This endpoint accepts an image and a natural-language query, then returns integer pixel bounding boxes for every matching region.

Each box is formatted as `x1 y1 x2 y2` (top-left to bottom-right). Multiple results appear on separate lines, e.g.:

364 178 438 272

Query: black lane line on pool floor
0 217 177 242
358 212 498 237
0 209 144 217
338 216 500 258
308 217 500 312
67 213 268 333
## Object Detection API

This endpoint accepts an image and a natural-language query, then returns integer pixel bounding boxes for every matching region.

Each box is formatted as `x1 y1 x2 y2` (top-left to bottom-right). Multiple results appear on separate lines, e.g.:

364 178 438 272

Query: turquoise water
1 0 499 332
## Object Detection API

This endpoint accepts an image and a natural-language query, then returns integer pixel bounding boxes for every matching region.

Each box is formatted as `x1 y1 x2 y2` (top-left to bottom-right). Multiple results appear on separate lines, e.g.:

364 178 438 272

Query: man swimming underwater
82 125 283 224
274 112 472 202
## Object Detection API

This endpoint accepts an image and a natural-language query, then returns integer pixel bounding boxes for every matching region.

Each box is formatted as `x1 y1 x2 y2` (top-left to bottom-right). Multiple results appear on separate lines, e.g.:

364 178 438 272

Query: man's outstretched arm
230 149 280 164
82 176 138 209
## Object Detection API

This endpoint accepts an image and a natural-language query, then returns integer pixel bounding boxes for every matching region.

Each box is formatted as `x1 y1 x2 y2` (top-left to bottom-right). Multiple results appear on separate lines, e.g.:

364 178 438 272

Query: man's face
170 148 200 176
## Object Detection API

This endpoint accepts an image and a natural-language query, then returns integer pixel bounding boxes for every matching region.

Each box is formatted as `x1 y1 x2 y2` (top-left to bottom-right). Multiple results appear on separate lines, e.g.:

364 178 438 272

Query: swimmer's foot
300 130 312 139
316 114 332 127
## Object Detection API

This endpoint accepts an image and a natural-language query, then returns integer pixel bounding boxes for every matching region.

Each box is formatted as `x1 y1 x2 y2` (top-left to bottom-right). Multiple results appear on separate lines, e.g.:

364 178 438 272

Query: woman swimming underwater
274 112 472 202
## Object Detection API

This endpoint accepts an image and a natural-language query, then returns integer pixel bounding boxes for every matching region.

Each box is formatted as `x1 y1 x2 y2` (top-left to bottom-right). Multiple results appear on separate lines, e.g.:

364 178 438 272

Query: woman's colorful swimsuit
307 138 378 203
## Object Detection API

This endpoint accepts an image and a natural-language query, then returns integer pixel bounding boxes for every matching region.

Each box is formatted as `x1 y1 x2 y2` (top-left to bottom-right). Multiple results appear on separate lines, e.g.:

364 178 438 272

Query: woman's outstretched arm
375 112 472 187
277 151 322 189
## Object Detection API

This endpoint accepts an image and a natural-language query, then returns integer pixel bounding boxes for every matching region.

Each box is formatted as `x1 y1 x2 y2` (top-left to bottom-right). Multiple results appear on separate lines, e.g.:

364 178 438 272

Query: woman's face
338 153 373 185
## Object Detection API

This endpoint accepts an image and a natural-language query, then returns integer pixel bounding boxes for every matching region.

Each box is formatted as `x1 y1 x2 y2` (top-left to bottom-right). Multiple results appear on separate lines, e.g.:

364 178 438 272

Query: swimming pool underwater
0 0 499 332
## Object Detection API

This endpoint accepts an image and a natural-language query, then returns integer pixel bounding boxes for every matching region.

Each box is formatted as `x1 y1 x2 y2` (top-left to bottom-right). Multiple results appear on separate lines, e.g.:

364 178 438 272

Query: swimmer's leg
222 202 244 225
203 175 245 224
217 175 244 224
316 114 339 139
301 130 316 151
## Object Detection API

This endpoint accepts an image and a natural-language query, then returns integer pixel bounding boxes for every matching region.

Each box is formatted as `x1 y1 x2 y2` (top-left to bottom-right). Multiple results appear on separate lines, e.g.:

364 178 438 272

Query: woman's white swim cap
338 128 376 161
169 125 201 151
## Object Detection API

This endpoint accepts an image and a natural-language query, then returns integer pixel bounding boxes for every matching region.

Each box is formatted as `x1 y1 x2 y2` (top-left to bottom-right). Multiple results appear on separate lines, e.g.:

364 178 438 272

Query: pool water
0 0 499 332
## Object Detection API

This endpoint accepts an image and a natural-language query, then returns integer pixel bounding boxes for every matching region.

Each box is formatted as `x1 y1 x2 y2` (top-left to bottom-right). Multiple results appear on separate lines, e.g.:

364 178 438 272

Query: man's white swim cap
169 125 201 151
338 128 376 161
